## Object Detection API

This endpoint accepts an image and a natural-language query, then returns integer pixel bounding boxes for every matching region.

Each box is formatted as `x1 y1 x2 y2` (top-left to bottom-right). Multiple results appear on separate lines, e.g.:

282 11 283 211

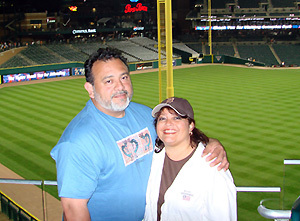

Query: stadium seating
185 43 203 54
72 42 106 56
211 0 226 9
129 37 157 48
238 0 260 8
237 44 278 66
20 45 63 64
212 44 235 57
173 43 199 57
129 37 161 55
1 37 300 68
273 44 300 66
107 40 159 61
44 44 88 62
271 0 295 7
0 54 29 68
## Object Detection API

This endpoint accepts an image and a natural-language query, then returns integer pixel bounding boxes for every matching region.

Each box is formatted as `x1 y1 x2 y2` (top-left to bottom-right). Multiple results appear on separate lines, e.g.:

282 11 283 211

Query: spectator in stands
0 41 22 52
144 97 237 221
50 48 229 221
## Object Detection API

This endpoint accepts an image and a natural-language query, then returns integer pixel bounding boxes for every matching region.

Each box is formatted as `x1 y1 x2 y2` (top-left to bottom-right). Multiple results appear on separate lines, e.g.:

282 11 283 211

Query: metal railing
1 159 299 221
0 178 283 221
257 159 300 220
0 179 58 221
258 199 291 220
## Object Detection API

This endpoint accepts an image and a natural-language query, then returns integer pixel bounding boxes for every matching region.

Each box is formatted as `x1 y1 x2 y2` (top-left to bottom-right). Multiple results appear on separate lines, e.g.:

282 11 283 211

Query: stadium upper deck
188 0 300 22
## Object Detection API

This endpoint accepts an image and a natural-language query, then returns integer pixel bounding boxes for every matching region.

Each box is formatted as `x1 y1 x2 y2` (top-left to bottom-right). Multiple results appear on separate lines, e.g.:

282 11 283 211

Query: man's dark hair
84 47 129 85
153 107 209 153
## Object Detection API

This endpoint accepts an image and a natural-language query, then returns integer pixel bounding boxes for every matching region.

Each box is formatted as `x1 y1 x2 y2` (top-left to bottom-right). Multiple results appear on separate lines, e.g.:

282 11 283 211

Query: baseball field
0 64 299 220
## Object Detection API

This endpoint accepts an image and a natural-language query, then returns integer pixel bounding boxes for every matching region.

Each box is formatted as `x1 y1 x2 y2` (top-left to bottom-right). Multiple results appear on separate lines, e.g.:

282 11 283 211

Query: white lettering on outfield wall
72 29 97 34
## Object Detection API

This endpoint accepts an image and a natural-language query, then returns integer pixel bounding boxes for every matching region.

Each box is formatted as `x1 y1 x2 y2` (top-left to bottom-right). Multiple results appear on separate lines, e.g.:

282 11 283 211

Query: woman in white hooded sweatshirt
144 97 237 221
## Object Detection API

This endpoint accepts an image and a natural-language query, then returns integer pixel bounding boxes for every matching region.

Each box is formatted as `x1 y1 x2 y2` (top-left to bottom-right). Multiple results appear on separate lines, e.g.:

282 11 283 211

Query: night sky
8 0 135 13
5 0 195 13
1 0 63 13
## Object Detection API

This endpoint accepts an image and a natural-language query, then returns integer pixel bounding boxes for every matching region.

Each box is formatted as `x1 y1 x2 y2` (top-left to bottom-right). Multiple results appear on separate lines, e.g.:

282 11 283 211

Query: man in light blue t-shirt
50 48 229 221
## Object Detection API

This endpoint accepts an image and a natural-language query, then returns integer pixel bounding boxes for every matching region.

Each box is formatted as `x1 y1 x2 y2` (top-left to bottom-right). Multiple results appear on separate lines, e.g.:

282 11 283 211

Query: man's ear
84 82 94 99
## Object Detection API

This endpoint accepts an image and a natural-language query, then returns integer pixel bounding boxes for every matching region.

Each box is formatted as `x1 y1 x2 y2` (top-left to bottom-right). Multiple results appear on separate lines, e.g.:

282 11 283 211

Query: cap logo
166 97 175 104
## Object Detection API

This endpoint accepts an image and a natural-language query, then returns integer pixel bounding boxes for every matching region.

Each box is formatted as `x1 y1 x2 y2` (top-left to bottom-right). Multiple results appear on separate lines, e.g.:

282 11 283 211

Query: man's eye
174 116 182 120
105 80 112 84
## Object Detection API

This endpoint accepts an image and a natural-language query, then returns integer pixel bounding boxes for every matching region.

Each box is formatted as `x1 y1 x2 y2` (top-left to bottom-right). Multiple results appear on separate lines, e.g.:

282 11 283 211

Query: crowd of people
0 42 23 52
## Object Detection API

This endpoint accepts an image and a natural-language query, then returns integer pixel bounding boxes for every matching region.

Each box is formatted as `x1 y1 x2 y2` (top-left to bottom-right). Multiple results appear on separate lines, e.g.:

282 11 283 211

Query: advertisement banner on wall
136 62 153 70
2 68 70 84
72 67 85 76
160 60 177 67
3 73 30 83
45 69 70 78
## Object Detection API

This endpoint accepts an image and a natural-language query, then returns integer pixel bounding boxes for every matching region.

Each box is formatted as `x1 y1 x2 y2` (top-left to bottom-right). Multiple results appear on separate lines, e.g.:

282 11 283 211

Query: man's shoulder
128 101 152 113
129 101 151 109
127 102 153 122
57 101 98 141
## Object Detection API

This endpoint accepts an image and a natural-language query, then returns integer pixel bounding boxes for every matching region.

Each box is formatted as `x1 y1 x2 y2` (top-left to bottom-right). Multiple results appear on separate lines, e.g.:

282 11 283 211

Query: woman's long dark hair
154 107 209 153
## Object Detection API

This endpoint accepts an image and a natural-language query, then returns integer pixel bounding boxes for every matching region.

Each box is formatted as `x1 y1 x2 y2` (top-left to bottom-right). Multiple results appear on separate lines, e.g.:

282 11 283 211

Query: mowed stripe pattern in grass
132 65 300 220
170 66 300 184
0 79 89 181
0 65 299 220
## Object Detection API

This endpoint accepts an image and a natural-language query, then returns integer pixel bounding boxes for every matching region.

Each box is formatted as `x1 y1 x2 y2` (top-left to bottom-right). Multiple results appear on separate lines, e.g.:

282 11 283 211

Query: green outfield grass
0 65 299 220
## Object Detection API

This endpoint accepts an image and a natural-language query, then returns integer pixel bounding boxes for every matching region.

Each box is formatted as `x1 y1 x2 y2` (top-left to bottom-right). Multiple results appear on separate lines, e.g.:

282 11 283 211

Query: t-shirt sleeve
51 141 99 199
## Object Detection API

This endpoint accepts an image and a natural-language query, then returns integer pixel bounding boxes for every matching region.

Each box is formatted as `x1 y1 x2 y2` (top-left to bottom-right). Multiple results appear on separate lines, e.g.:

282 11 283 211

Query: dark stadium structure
1 0 300 71
184 0 300 66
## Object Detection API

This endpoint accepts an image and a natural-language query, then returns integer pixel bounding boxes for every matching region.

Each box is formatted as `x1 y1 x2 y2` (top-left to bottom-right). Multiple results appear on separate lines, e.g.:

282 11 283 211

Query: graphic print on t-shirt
117 127 153 166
